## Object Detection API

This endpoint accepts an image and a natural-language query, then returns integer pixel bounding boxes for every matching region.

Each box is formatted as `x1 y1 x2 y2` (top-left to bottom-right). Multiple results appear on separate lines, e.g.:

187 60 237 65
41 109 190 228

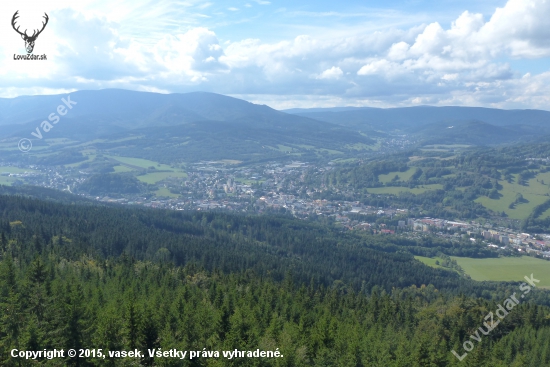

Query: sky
1 0 550 110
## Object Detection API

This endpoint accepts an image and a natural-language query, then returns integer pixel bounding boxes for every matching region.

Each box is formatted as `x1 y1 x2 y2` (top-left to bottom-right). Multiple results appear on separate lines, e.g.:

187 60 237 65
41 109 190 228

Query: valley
2 89 550 365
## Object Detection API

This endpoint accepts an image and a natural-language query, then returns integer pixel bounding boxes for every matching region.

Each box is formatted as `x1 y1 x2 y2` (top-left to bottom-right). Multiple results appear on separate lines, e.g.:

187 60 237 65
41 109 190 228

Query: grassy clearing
276 145 293 152
422 144 472 149
137 171 187 184
368 184 443 195
331 158 358 164
414 256 447 270
295 144 315 149
378 167 416 183
0 166 37 174
105 155 174 171
109 136 144 143
316 148 343 155
215 160 242 165
345 143 373 151
0 177 15 186
475 173 550 219
43 138 77 146
451 256 550 287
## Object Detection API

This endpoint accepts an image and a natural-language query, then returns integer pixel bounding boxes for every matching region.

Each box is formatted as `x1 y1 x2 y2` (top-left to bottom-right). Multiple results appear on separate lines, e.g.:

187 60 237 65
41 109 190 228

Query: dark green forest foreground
1 195 550 366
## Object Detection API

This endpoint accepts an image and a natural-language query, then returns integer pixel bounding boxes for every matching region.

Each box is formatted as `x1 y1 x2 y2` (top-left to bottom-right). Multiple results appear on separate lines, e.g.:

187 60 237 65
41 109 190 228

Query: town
2 158 550 260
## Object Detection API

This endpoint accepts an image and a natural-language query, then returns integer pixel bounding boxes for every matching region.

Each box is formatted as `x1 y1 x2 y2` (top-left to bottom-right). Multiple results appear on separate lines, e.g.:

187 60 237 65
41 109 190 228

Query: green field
422 144 472 149
451 256 550 287
414 256 448 270
105 155 175 171
378 167 416 183
475 173 550 219
368 184 443 195
0 166 37 174
276 144 293 152
0 166 37 186
345 143 372 151
137 171 187 184
0 177 15 186
317 148 343 155
330 158 358 164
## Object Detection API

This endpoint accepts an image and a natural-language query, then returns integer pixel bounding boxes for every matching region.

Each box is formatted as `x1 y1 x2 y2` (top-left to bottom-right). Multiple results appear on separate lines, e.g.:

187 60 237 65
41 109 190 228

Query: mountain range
0 89 371 163
284 105 550 145
2 89 550 164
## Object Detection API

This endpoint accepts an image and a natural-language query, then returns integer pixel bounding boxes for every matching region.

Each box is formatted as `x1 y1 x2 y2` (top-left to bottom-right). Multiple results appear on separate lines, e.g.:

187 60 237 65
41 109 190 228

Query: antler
30 13 49 39
11 11 27 37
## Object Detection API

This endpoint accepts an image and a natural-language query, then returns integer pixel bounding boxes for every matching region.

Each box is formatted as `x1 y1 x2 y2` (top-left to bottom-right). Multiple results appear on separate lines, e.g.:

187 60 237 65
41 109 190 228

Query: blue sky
1 0 550 110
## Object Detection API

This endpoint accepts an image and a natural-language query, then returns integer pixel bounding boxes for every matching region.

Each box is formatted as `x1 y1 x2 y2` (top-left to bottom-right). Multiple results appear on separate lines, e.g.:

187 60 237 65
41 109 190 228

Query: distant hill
0 89 328 129
284 105 550 132
413 120 524 145
283 105 550 146
0 89 374 163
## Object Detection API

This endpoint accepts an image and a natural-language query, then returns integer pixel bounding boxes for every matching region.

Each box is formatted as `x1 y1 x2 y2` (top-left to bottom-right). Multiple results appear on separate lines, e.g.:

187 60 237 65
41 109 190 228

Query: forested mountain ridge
308 141 550 228
0 194 497 294
0 89 374 164
4 90 550 168
0 89 312 128
285 105 550 131
285 106 550 145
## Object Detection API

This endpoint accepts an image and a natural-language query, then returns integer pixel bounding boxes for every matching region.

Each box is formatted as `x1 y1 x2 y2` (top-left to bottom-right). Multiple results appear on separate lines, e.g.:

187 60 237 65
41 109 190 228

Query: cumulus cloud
1 0 550 109
316 66 343 80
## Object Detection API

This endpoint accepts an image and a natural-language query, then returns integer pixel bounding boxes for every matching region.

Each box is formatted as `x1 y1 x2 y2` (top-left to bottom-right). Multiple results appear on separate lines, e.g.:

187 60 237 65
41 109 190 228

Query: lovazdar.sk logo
12 10 48 60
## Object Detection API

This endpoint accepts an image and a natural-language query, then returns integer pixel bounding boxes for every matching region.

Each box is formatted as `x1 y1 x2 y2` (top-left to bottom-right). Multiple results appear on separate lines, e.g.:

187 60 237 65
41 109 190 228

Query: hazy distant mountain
0 89 366 139
0 89 329 129
0 89 374 163
283 106 550 132
414 120 524 145
282 107 374 114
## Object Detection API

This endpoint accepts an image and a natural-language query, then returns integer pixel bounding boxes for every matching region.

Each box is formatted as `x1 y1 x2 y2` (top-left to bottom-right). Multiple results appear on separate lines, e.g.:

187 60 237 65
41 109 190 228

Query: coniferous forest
1 194 550 366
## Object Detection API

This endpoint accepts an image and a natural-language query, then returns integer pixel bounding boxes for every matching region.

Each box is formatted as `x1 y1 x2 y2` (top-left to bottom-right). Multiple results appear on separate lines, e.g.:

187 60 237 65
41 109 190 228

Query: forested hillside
0 194 549 365
308 142 550 227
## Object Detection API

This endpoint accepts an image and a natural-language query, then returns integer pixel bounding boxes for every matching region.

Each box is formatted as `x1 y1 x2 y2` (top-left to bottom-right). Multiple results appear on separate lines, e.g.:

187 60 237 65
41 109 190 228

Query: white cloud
442 74 458 81
387 42 410 61
1 0 550 109
316 66 343 80
357 60 394 76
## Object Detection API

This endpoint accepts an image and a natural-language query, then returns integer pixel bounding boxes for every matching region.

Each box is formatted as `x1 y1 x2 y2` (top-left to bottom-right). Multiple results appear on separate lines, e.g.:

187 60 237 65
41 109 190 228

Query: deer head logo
12 11 49 54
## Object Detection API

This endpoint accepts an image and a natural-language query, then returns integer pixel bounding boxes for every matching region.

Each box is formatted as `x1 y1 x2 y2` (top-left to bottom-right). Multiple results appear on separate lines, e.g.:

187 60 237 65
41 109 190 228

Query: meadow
414 256 448 270
476 172 550 219
450 256 550 288
378 167 417 183
368 184 443 195
417 255 550 288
